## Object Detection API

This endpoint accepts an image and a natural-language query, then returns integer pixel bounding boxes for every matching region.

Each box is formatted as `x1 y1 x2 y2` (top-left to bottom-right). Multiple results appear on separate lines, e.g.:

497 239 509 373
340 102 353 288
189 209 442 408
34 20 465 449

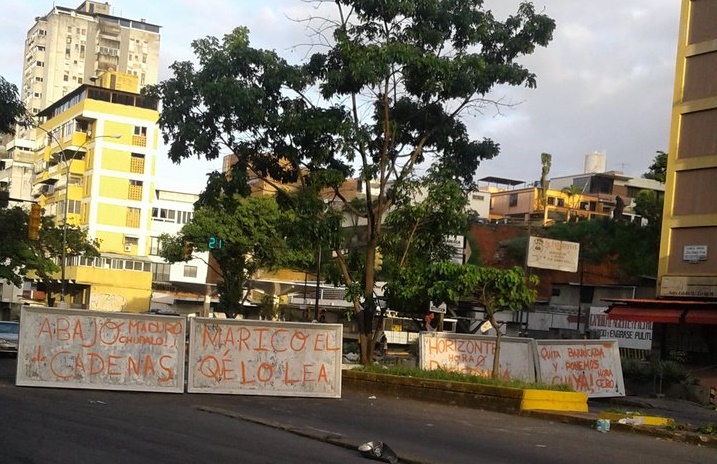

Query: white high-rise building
21 1 161 117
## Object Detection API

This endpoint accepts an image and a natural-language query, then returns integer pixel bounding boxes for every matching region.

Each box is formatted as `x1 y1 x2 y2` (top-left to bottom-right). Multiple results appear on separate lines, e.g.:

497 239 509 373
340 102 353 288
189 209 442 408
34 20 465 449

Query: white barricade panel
419 332 537 382
16 307 186 393
187 318 342 398
534 339 625 397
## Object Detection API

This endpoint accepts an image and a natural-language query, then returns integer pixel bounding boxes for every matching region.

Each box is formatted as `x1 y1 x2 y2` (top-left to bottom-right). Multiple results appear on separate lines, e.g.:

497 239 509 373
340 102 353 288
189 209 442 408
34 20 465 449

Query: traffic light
28 203 42 241
183 240 193 259
374 248 383 271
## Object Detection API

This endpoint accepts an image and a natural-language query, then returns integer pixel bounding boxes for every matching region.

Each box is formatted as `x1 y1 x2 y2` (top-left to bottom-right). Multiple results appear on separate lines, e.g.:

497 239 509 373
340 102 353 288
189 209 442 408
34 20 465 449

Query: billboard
534 339 625 397
187 318 343 397
527 236 580 272
588 306 652 350
419 332 537 382
16 307 186 392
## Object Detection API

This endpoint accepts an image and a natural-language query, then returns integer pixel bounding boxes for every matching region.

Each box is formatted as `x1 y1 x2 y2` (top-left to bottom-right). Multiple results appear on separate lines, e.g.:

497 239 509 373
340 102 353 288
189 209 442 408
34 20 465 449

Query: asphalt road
0 356 714 464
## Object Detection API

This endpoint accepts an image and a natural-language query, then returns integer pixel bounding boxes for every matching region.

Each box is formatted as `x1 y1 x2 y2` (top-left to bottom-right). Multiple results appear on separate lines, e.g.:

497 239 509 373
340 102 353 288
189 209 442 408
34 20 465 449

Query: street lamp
57 133 121 307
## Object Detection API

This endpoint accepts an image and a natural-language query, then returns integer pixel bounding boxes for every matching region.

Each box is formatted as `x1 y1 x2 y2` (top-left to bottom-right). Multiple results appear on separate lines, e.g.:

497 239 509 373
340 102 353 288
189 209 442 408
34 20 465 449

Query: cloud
2 0 682 190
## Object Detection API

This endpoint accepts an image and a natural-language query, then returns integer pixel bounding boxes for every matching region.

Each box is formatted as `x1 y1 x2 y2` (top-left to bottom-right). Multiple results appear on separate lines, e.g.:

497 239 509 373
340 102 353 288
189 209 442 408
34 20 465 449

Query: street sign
429 301 447 314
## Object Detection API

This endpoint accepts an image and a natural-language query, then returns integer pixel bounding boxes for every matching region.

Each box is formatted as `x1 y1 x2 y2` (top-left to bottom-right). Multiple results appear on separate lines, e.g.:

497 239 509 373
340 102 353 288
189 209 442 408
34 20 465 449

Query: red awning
607 307 685 323
685 311 717 325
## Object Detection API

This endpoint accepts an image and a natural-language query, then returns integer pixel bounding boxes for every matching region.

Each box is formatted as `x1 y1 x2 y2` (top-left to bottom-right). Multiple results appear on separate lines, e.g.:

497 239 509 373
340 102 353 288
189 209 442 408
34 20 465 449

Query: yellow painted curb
598 411 674 427
520 389 589 412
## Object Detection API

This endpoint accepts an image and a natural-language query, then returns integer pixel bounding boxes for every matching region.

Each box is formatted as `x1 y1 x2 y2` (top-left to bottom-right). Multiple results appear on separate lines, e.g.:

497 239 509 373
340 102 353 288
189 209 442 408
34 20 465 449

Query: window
130 153 145 173
150 236 162 255
472 194 485 201
133 126 147 136
547 197 555 205
35 77 43 82
124 236 139 246
177 211 193 224
36 61 44 67
508 193 518 207
133 126 147 147
128 180 143 200
151 208 176 222
63 74 69 81
152 263 171 282
183 266 198 278
126 207 141 228
557 198 565 207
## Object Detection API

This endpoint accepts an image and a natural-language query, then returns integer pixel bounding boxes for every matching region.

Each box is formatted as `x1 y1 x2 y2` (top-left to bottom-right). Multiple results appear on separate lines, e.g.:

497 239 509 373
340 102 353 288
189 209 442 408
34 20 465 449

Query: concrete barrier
342 369 588 413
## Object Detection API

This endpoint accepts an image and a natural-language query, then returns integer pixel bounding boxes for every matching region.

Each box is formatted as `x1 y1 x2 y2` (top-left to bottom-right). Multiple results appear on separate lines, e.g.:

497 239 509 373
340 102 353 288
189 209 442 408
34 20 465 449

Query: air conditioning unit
124 245 132 252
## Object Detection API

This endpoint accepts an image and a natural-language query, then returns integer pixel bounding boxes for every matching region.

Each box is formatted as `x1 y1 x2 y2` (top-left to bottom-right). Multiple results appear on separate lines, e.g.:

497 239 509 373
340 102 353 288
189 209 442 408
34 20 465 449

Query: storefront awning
684 311 717 325
607 307 685 323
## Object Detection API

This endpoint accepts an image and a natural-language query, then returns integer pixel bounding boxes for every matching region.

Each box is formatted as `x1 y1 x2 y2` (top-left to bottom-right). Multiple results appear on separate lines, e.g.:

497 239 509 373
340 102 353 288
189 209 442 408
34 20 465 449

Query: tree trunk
490 313 502 379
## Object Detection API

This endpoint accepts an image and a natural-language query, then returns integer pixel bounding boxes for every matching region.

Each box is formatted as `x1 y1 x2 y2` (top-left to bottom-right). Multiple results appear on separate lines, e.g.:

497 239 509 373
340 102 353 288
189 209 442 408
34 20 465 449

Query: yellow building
488 184 612 224
657 0 717 300
35 71 158 312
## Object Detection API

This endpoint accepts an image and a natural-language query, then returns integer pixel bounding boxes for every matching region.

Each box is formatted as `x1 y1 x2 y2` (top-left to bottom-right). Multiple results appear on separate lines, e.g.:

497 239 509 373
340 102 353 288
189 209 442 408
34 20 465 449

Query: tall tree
159 193 299 317
0 76 28 134
643 151 667 183
146 1 555 364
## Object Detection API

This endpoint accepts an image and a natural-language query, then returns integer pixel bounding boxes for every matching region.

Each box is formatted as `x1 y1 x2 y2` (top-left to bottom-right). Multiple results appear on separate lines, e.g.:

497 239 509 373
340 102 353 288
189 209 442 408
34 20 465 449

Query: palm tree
561 185 583 222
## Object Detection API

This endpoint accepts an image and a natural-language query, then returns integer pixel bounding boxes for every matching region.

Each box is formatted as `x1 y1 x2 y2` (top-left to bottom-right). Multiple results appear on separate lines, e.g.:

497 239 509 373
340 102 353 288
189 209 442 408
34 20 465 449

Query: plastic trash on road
596 418 610 432
358 440 398 463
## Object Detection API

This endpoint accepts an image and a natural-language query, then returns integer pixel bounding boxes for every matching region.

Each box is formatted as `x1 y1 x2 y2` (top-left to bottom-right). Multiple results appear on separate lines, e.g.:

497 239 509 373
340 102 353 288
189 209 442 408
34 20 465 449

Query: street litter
358 440 398 463
368 395 376 399
596 418 610 432
89 400 107 405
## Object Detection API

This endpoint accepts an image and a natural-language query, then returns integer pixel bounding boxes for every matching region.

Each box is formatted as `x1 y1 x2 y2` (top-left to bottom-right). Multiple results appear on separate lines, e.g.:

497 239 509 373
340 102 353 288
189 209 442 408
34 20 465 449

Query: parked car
0 321 19 356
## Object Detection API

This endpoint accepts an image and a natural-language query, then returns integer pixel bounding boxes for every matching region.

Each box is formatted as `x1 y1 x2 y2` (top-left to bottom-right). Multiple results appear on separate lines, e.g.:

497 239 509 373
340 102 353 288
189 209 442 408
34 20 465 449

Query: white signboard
527 236 580 273
187 318 342 398
419 332 537 382
16 307 186 392
534 339 625 398
683 245 708 262
588 306 652 350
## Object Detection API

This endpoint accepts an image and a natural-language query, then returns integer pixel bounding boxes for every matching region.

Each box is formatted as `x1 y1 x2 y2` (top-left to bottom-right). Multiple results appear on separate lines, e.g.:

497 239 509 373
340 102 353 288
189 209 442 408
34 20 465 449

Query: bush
356 365 573 392
621 352 695 389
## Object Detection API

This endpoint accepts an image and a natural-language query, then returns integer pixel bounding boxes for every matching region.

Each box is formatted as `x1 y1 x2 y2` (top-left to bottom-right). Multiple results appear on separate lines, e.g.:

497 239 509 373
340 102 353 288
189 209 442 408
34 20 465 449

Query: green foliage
544 218 659 280
0 76 29 134
356 365 572 391
643 151 667 183
386 262 537 321
621 352 694 389
381 173 472 274
160 194 294 315
0 206 100 288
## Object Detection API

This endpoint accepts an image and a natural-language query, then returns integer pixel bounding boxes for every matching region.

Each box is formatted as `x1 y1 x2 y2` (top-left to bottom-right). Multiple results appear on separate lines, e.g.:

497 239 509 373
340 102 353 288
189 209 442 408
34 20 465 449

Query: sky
0 0 681 192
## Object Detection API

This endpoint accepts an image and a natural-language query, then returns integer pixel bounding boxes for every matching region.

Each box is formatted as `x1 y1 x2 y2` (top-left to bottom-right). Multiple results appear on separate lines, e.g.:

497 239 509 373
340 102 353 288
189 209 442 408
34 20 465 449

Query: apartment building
22 1 160 116
3 1 161 203
34 71 159 312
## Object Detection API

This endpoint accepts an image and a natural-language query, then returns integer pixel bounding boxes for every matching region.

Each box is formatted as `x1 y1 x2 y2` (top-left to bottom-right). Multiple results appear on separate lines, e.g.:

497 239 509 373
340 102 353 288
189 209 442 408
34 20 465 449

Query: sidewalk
525 394 717 447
